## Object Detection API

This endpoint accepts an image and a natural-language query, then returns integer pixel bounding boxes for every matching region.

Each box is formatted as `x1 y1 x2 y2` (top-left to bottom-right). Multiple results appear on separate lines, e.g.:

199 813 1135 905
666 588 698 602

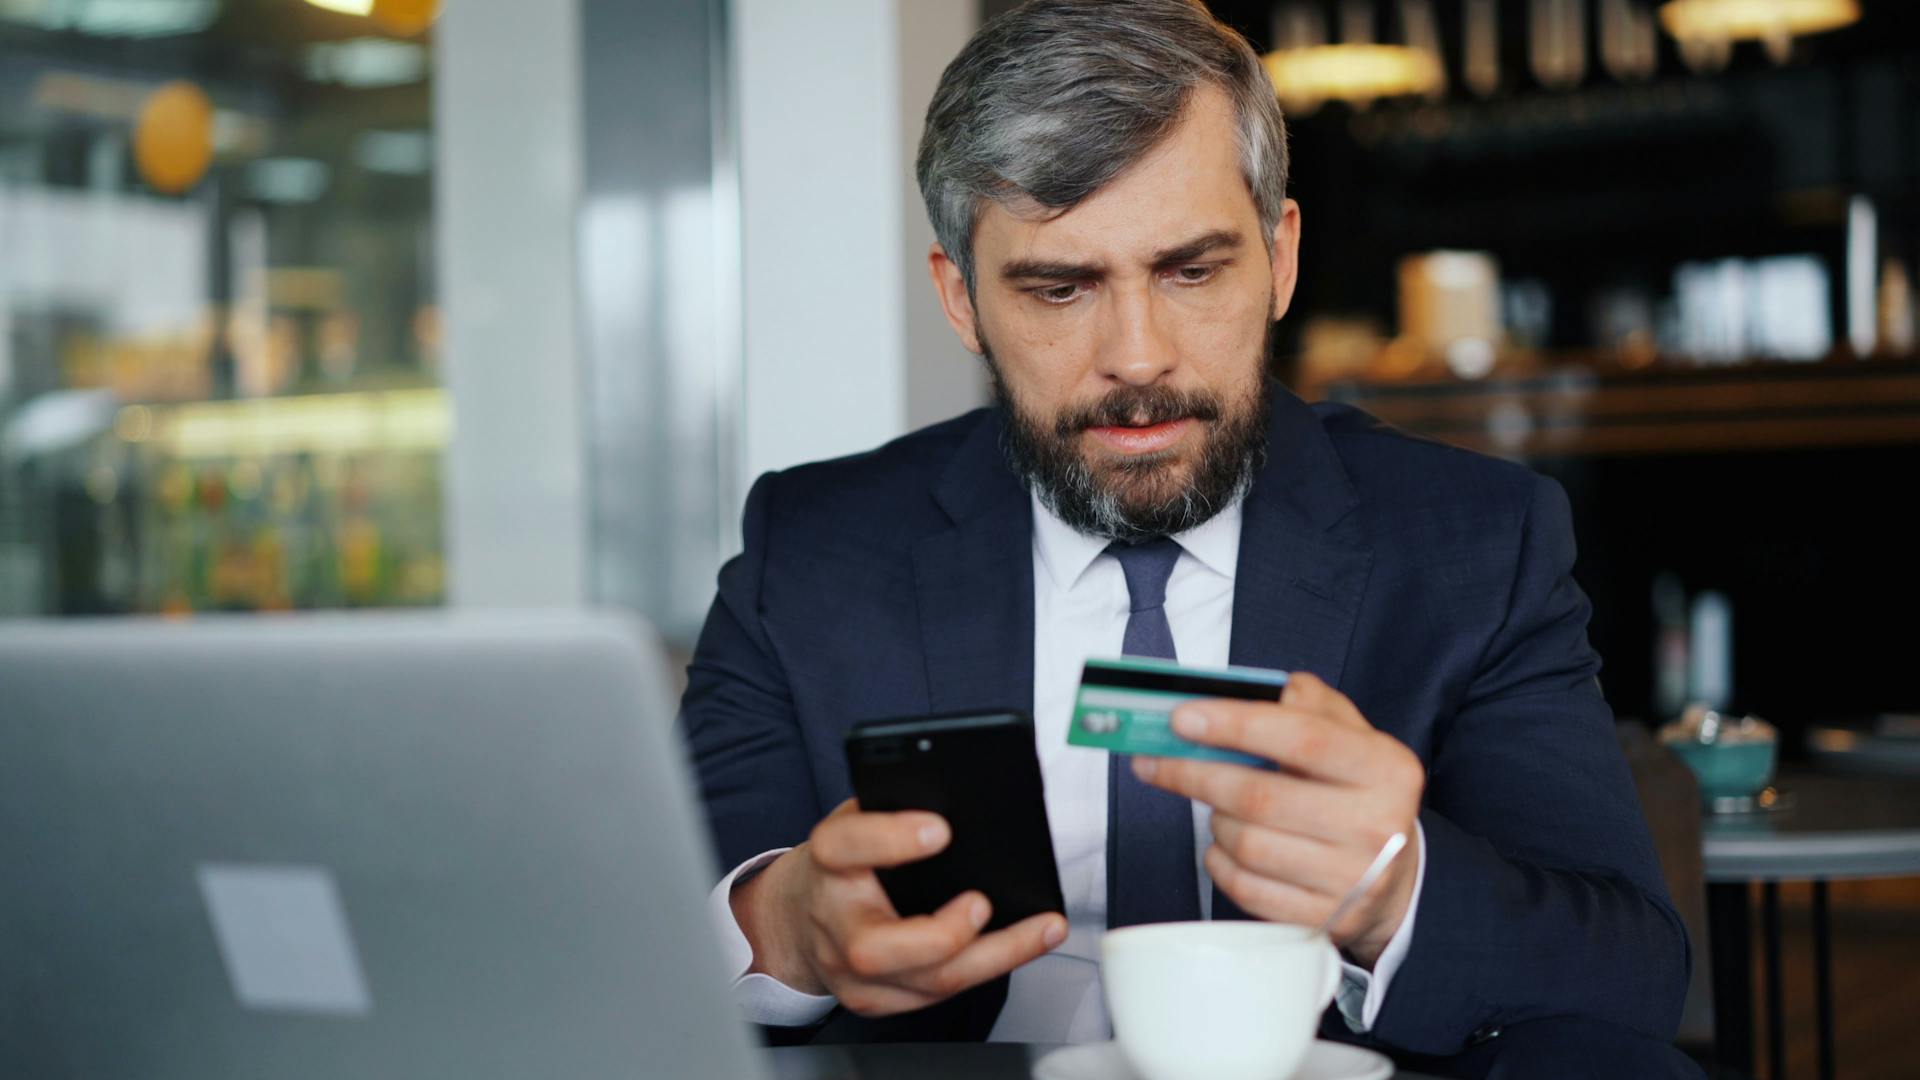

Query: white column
899 1 991 432
436 0 588 607
732 0 982 487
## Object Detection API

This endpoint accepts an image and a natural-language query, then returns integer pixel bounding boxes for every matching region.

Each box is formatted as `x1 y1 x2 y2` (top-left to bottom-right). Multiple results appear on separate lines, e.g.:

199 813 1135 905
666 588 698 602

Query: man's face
928 83 1302 541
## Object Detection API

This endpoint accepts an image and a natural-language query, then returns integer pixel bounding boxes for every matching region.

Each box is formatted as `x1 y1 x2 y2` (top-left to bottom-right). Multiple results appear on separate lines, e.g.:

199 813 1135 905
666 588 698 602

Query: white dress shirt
708 492 1425 1041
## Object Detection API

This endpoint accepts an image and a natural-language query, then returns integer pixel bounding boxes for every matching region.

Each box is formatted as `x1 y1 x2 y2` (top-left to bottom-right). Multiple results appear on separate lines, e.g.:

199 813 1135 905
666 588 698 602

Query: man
680 1 1696 1075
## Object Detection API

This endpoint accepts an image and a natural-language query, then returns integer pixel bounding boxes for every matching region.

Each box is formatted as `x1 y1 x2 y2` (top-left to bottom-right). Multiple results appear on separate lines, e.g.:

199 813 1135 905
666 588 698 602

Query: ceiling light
1264 45 1444 112
355 130 432 176
1659 0 1860 57
0 0 217 37
159 389 450 460
246 158 331 205
305 37 428 87
304 0 375 14
1263 2 1445 113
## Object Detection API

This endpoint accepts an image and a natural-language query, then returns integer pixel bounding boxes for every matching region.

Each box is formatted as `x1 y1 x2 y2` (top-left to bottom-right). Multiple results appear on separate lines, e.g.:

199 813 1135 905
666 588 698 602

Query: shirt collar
1030 489 1244 591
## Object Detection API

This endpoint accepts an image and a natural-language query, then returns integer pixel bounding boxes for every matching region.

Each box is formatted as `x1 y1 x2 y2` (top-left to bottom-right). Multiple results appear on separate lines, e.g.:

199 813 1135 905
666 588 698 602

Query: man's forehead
973 84 1260 269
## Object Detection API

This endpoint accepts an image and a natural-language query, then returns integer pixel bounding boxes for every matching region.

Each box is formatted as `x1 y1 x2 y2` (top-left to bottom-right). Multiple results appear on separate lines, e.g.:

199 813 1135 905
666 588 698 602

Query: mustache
1052 385 1225 437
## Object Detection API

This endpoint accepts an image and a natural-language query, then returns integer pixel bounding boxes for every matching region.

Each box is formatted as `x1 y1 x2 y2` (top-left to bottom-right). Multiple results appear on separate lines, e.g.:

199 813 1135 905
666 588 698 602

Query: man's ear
928 243 984 355
1268 198 1302 322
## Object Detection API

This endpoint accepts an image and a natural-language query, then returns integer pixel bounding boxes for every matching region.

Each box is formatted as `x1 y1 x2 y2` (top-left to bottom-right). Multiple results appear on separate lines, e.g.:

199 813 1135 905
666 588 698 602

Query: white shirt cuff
1334 821 1427 1033
709 847 839 1027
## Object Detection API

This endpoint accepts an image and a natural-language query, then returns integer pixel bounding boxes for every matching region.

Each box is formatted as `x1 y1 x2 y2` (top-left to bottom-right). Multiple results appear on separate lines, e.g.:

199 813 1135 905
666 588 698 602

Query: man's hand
729 799 1069 1017
1134 672 1424 968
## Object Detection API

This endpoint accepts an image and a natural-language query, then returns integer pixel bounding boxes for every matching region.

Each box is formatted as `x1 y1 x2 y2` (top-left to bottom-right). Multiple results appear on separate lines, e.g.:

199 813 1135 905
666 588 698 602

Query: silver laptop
0 611 769 1080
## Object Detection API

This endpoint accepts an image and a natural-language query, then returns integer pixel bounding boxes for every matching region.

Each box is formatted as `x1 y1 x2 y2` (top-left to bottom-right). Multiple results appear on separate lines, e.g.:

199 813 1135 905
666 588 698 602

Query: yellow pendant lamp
1263 46 1444 113
133 81 214 195
302 0 440 35
1263 1 1445 114
1660 0 1860 64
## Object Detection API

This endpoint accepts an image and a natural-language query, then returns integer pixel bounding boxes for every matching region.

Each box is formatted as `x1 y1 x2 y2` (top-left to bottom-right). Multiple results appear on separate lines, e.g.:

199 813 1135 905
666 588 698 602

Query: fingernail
1172 706 1209 738
1044 918 1068 947
1131 756 1157 781
919 821 949 850
969 896 990 929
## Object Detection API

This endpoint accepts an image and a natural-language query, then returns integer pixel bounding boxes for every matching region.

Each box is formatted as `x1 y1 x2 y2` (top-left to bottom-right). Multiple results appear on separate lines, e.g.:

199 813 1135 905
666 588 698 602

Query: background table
1703 770 1920 1080
1804 723 1920 777
769 1042 1444 1079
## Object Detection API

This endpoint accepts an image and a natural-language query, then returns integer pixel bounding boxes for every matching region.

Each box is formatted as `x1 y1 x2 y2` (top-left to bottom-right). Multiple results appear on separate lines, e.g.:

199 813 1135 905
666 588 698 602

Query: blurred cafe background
1 1 1916 1077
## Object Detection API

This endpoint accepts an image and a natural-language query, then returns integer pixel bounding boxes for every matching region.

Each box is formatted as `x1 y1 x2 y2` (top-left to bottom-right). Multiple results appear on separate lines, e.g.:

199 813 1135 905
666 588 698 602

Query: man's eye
1034 283 1084 304
1172 264 1217 284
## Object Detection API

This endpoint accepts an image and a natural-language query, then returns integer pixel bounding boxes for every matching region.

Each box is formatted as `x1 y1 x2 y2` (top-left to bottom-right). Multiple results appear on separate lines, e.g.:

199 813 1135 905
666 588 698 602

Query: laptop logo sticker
197 863 373 1017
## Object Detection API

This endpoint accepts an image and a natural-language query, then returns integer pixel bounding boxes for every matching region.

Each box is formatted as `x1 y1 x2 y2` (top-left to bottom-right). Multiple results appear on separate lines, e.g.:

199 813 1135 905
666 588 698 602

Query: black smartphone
844 711 1066 933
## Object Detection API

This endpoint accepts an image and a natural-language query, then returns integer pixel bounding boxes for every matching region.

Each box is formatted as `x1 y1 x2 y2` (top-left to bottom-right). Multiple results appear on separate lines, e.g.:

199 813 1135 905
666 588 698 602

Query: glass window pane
0 0 442 615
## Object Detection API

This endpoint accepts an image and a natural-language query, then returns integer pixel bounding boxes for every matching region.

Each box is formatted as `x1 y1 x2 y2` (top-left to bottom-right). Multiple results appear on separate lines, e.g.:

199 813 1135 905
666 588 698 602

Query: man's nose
1093 280 1177 386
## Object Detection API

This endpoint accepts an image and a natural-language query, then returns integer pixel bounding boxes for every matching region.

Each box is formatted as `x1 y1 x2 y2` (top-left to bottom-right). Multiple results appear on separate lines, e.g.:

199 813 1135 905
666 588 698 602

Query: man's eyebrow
996 229 1247 283
1149 229 1244 266
998 257 1107 283
990 230 1244 284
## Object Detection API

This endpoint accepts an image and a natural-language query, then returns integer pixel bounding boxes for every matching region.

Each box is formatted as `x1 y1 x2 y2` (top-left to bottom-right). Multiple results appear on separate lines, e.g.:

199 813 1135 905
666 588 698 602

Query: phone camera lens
916 738 933 752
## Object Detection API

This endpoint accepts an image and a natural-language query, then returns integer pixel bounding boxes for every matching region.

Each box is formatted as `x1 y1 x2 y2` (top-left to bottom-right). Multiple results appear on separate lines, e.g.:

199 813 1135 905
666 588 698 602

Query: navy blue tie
1104 538 1201 928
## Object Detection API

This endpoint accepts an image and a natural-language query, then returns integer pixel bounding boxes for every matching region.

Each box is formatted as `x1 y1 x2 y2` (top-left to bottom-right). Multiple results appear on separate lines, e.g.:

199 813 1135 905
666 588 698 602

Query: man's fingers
903 911 1069 999
1208 812 1351 898
1169 699 1376 783
809 809 951 872
1282 671 1368 728
834 981 939 1018
1137 757 1346 839
841 890 991 977
1204 843 1329 929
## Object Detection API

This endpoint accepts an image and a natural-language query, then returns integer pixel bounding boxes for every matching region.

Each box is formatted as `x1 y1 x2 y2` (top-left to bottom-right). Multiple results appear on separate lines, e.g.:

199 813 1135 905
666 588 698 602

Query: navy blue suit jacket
681 383 1690 1055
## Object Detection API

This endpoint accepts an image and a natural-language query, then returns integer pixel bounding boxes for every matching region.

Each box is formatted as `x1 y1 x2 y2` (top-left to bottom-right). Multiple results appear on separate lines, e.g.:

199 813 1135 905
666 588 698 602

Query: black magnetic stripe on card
1080 662 1286 701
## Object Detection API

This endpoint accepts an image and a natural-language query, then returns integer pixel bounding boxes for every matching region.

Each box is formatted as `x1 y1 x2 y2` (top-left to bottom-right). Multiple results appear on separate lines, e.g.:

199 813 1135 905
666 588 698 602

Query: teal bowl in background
1668 739 1777 806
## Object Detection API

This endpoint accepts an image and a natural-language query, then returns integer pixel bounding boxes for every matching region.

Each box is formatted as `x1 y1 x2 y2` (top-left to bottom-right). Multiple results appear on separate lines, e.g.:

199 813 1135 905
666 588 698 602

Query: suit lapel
912 412 1037 718
899 410 1032 1041
1218 385 1374 922
1227 495 1374 685
1227 383 1373 687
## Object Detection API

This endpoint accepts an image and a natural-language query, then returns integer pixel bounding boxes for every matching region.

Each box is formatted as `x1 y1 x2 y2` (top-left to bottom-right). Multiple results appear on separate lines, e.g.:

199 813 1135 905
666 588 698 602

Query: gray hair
916 0 1289 292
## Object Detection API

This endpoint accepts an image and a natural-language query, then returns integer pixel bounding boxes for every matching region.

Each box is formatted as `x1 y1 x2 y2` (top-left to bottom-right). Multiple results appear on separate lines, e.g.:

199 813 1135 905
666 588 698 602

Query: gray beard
986 357 1271 544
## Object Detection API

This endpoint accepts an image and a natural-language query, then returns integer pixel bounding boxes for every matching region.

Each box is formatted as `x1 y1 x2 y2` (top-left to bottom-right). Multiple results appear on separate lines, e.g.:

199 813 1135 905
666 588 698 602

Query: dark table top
768 1042 1444 1079
1805 722 1920 777
1701 768 1920 881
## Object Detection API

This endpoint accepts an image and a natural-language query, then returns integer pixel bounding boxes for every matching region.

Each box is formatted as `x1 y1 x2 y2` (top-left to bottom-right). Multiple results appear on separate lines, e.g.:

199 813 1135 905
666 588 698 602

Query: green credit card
1068 656 1287 766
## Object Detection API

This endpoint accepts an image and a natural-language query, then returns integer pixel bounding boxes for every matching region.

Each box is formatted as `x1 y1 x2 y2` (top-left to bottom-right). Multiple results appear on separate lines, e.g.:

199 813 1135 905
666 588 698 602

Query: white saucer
1032 1039 1394 1080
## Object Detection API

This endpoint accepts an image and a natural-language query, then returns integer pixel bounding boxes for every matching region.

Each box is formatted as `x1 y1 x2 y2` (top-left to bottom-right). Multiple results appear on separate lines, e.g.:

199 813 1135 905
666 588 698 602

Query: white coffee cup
1101 921 1342 1080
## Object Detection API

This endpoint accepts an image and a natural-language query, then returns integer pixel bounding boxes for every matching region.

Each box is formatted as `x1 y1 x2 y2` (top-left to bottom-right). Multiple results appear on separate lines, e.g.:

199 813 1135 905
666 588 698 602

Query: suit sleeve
679 471 823 873
678 473 1010 1044
1366 474 1692 1056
